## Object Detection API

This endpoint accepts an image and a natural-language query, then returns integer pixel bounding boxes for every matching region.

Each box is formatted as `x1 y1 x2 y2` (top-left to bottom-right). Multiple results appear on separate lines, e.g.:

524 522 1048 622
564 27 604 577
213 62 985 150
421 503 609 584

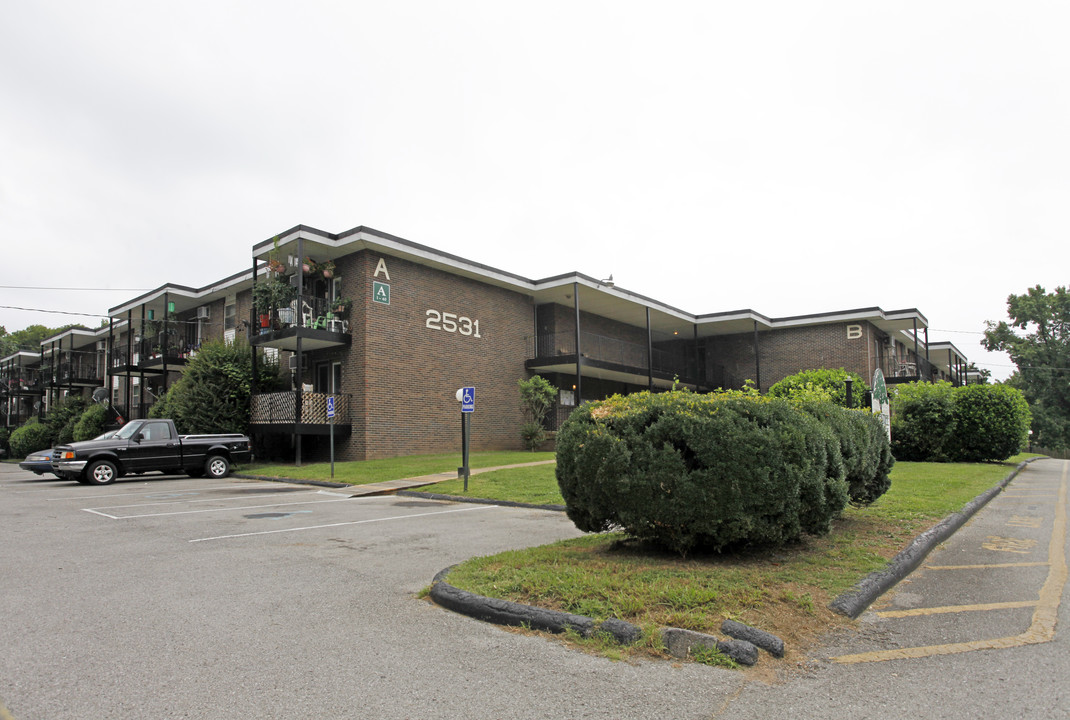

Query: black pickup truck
52 418 251 485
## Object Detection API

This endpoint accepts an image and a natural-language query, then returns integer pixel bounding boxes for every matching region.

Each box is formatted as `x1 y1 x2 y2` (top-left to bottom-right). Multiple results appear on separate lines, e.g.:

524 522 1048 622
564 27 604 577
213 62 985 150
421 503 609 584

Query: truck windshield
113 423 142 440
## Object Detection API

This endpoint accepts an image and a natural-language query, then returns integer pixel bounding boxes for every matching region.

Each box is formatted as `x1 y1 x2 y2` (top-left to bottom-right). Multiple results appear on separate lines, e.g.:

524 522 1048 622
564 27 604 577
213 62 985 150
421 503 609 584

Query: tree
154 340 286 434
0 324 75 357
983 285 1070 451
518 375 558 450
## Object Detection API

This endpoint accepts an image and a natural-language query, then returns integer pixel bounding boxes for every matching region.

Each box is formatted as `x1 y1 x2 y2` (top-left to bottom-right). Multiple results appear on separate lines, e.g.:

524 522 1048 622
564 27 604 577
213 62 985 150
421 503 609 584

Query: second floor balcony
527 330 704 387
250 295 351 352
881 353 939 384
43 350 106 386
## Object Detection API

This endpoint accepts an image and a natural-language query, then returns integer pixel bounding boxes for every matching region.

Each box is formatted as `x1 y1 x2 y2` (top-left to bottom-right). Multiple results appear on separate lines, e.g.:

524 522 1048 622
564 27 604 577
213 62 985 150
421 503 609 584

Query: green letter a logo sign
372 281 390 305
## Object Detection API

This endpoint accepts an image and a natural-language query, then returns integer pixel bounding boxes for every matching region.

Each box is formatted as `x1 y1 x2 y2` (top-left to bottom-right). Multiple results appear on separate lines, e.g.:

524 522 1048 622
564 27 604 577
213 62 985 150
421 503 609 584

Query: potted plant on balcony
331 296 352 316
321 260 336 279
253 278 297 331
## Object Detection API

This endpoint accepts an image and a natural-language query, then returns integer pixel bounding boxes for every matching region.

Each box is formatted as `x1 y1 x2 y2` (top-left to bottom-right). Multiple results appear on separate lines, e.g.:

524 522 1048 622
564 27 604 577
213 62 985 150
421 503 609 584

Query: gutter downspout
295 236 304 467
574 282 582 405
646 307 653 391
753 321 762 392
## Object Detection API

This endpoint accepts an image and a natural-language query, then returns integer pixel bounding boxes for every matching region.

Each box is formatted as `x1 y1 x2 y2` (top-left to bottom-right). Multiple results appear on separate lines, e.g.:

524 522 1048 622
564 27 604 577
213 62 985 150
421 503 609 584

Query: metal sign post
327 395 336 479
456 387 474 491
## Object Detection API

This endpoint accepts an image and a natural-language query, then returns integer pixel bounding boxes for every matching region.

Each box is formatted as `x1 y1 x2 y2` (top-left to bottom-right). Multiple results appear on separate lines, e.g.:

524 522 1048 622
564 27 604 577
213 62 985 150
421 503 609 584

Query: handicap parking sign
461 387 475 413
327 396 336 419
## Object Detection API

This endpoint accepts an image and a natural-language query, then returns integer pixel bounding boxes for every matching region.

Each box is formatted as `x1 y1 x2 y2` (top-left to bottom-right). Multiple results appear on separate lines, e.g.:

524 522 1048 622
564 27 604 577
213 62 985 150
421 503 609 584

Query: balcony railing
882 354 936 382
255 296 350 335
527 331 701 383
42 351 105 384
111 339 200 369
251 391 352 426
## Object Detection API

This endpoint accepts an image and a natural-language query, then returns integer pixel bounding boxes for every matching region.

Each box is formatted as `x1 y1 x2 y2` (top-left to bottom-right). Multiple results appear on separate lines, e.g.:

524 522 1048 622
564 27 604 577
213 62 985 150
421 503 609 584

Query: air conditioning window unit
196 306 211 320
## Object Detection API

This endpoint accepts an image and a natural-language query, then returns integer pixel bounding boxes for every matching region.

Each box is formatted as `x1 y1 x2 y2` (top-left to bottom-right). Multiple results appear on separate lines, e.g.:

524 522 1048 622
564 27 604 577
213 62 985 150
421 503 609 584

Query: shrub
46 396 88 446
10 420 51 457
768 368 869 409
0 427 9 457
73 404 108 441
163 340 285 434
519 375 558 450
555 390 850 555
890 381 956 461
799 401 894 507
946 384 1031 462
891 382 1031 463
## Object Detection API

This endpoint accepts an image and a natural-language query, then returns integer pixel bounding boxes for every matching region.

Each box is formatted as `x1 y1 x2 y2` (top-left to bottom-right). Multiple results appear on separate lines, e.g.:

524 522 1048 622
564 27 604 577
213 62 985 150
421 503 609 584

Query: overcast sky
2 2 1067 380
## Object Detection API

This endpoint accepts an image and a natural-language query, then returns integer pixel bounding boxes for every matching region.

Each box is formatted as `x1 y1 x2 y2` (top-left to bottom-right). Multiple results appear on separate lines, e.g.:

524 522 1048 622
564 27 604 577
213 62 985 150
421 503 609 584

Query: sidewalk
237 460 557 497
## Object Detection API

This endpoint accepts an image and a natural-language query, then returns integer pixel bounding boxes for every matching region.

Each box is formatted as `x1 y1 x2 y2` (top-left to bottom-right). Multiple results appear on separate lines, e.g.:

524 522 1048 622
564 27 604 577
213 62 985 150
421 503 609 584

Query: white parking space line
84 496 351 520
188 503 499 543
49 482 271 501
86 489 329 511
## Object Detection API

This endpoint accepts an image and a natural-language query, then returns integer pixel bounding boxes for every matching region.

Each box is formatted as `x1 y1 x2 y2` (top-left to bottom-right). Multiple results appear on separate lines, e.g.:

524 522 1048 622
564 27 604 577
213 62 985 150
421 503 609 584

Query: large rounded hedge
946 384 1031 462
890 381 956 462
799 401 894 506
891 381 1031 463
556 391 868 555
9 420 51 457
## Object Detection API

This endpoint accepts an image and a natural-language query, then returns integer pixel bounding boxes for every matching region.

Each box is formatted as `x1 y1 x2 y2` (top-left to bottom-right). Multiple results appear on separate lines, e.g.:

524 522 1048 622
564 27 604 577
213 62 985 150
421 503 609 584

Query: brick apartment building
2 224 971 462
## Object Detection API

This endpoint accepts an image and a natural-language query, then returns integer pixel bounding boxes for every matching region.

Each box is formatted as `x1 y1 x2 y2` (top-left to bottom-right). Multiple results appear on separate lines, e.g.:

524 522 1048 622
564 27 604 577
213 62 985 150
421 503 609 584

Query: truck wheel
86 460 119 485
205 455 230 479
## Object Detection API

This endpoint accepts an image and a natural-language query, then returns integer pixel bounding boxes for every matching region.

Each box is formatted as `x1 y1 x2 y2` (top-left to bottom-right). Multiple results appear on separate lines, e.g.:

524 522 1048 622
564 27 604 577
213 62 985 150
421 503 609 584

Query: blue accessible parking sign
461 387 475 413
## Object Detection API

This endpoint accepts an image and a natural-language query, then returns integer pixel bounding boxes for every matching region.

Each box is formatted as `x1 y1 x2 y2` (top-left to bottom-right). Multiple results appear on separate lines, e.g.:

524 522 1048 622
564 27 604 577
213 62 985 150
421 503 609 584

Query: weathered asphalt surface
2 459 1068 719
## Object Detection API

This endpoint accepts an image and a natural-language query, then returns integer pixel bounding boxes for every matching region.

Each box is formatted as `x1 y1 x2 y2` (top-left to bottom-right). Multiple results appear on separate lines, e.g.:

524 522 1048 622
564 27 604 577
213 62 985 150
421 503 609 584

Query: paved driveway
3 460 1068 719
0 466 734 720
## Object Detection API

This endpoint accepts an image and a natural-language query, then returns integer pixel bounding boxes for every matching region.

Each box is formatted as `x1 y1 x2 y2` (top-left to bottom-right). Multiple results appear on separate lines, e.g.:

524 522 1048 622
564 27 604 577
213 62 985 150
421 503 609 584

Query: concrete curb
232 473 348 489
829 457 1042 619
429 567 773 666
429 567 641 644
397 490 567 512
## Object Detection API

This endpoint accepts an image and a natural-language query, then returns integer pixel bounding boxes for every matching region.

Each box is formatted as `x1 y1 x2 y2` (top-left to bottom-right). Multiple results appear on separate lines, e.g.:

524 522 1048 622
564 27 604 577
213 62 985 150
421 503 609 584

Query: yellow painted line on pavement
876 600 1037 618
833 460 1068 664
926 562 1049 571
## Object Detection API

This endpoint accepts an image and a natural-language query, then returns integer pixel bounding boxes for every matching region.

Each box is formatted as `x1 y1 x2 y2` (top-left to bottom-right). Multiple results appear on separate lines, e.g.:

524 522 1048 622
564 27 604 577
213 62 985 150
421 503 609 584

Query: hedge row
7 397 110 458
555 391 893 555
891 382 1031 463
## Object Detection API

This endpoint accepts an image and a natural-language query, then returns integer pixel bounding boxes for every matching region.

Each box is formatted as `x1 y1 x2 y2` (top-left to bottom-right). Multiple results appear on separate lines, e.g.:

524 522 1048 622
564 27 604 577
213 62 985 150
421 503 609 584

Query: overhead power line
0 285 153 292
0 305 110 318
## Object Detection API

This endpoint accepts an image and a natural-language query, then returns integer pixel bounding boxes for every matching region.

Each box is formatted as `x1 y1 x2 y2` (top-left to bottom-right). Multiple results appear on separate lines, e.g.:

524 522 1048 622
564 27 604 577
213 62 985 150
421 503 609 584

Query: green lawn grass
426 464 564 505
441 454 1044 662
245 451 553 486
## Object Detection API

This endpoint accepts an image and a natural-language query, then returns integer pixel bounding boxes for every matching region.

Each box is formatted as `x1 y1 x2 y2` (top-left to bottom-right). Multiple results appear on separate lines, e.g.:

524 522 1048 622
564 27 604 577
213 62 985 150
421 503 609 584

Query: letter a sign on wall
372 281 390 305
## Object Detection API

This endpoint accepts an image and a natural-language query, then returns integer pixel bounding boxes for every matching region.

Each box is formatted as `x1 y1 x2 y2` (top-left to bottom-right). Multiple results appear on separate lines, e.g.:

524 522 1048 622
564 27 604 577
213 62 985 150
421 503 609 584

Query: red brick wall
707 322 881 390
345 251 533 460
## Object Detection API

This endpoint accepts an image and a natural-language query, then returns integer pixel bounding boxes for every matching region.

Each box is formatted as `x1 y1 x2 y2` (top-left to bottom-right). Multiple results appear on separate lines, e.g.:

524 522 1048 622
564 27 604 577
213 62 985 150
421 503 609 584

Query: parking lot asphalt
3 459 1068 720
0 465 733 720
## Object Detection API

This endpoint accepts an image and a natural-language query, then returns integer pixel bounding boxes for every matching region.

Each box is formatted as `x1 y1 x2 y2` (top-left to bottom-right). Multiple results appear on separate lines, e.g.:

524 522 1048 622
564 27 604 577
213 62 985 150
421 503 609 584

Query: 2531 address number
426 310 482 337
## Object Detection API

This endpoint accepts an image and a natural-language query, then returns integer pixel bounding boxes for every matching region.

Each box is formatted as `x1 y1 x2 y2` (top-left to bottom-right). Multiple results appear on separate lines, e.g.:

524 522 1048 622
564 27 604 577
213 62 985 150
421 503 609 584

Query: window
224 302 236 331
